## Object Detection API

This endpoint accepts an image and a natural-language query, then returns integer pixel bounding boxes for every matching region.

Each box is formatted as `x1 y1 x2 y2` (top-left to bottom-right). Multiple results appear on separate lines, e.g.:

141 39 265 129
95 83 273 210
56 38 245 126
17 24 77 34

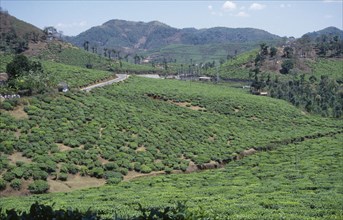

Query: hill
0 9 43 40
66 19 282 63
0 77 342 218
0 9 44 53
67 19 281 49
303 26 343 40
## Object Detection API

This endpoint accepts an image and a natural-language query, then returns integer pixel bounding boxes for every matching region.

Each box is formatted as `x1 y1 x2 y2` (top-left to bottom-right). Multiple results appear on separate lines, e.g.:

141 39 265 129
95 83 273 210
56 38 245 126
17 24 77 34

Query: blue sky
1 1 342 37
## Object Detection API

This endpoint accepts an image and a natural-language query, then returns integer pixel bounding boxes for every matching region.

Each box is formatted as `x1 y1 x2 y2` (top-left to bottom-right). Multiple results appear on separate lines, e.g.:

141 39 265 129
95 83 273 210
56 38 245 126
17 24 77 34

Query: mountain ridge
66 19 282 51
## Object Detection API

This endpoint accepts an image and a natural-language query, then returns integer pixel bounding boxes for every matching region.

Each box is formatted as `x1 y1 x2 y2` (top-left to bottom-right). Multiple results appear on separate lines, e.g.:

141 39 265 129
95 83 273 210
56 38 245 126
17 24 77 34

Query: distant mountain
66 19 282 62
302 26 343 40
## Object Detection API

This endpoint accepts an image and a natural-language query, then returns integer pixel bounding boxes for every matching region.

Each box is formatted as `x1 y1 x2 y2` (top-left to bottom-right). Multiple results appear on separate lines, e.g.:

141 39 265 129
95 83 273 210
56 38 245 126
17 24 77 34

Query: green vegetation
308 58 343 81
0 77 341 195
1 133 342 219
41 60 113 88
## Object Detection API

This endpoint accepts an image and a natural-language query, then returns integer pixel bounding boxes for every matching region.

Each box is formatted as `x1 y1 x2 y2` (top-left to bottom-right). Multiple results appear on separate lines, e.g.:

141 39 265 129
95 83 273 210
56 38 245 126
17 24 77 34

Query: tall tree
83 41 89 51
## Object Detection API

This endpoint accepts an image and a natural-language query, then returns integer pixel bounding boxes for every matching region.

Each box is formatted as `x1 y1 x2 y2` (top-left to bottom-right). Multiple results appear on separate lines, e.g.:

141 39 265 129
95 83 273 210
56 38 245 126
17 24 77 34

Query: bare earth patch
168 101 206 111
98 156 110 165
7 106 28 120
123 170 165 181
57 143 73 152
135 146 146 152
0 180 32 197
8 152 32 165
48 174 106 193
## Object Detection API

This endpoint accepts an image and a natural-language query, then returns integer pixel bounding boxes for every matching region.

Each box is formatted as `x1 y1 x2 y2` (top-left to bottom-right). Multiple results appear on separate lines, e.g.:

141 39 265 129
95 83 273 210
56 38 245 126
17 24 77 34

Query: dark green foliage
0 202 100 220
270 46 277 57
267 73 342 117
28 180 49 194
6 54 31 79
3 171 15 182
280 59 294 74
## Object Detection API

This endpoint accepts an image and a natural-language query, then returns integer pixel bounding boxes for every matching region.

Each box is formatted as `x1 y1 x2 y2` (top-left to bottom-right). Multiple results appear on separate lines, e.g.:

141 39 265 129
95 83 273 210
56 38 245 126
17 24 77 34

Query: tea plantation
1 76 342 219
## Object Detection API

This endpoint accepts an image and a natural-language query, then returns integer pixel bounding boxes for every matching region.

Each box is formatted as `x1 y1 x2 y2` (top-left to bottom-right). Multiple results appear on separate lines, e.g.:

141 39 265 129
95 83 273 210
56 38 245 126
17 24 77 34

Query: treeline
250 39 342 118
267 74 342 117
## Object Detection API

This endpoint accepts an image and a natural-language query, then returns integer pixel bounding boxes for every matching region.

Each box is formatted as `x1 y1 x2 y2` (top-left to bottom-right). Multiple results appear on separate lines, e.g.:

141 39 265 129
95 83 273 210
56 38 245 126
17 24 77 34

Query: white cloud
240 6 246 10
208 5 213 11
249 3 266 10
56 21 87 28
236 11 250 17
222 1 237 11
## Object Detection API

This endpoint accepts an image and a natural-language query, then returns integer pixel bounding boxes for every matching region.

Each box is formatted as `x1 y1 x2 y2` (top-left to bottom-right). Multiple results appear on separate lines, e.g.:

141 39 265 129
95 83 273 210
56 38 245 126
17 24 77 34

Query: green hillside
0 77 343 219
28 41 157 73
1 77 341 197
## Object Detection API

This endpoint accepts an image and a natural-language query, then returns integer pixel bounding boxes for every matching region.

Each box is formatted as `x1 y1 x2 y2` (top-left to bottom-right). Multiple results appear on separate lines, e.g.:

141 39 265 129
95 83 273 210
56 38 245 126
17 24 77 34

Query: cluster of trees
0 30 29 54
315 34 343 57
267 74 342 117
250 42 342 118
3 54 55 95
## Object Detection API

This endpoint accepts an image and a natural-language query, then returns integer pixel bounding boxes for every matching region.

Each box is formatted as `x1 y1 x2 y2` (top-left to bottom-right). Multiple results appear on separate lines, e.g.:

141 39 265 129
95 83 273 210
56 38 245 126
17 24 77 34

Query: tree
134 54 141 64
6 54 31 80
83 41 89 51
260 43 269 57
270 47 277 57
283 46 294 58
280 59 294 74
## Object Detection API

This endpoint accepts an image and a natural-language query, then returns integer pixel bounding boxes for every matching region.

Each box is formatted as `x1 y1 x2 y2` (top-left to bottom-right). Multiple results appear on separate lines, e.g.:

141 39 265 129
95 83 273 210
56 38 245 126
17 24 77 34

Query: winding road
80 74 129 92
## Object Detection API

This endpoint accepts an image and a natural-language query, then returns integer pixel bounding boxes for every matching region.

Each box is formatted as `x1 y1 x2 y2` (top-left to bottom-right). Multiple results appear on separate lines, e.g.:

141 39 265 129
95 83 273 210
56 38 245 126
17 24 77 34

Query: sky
1 0 342 37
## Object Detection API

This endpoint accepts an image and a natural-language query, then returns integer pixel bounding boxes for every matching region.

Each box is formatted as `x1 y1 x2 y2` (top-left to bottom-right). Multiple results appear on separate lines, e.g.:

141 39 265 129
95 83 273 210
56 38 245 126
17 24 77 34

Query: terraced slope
1 77 341 196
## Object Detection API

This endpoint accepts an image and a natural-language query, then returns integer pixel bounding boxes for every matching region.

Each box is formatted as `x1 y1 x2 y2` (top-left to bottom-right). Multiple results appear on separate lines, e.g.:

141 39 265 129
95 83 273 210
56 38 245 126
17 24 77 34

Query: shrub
106 177 122 185
165 167 173 174
32 169 48 180
134 162 142 172
104 171 123 181
10 179 22 190
28 180 49 194
1 101 14 111
104 162 119 171
3 171 15 182
90 167 104 178
140 165 152 173
0 178 6 190
12 167 25 178
58 172 68 181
